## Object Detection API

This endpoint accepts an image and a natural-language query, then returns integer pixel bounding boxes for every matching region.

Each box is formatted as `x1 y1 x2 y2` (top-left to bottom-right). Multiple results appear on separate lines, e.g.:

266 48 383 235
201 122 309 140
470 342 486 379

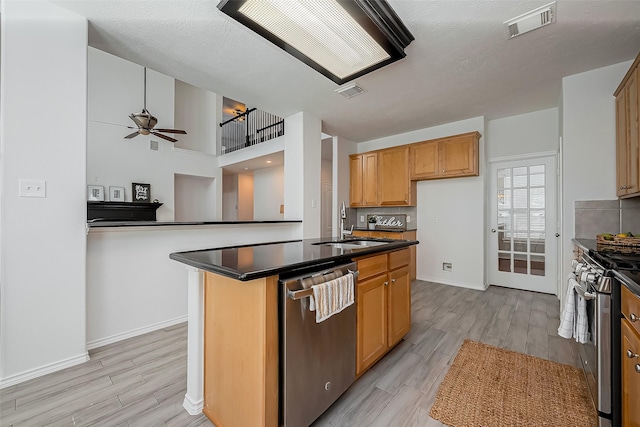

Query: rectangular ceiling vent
335 82 366 98
504 1 556 39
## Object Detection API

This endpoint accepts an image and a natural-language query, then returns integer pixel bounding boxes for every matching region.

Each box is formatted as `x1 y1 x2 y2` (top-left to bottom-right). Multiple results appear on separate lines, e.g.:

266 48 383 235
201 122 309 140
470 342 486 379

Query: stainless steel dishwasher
279 261 358 427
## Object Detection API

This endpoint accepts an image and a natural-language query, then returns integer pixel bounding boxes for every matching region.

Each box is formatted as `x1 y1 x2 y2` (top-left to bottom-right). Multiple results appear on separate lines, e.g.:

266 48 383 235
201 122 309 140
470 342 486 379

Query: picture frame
87 185 105 201
131 183 151 202
109 186 125 202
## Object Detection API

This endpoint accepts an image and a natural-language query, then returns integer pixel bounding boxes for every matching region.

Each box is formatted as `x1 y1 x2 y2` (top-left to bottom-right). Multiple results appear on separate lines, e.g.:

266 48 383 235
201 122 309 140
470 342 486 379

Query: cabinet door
410 140 439 180
356 275 388 375
378 146 412 206
440 134 479 178
617 88 630 197
363 153 378 206
627 68 639 196
350 155 363 207
621 319 640 427
387 266 411 347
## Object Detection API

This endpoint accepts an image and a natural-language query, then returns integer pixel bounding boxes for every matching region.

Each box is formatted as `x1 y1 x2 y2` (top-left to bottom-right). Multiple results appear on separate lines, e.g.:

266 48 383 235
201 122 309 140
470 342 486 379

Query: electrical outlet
19 179 46 198
407 215 411 223
360 215 365 222
443 262 452 272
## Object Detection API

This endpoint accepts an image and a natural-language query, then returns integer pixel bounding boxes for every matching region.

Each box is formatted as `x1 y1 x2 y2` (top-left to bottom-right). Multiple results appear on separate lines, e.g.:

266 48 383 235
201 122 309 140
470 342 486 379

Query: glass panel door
489 156 556 294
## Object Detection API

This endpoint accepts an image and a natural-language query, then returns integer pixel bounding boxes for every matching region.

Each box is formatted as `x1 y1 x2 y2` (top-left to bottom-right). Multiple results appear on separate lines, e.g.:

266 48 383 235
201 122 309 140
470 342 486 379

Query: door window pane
514 254 527 274
531 255 545 276
498 252 511 272
513 167 528 187
530 188 545 208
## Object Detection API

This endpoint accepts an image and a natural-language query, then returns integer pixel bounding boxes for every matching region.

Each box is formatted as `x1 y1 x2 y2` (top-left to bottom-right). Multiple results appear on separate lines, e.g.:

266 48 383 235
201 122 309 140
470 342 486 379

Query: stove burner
592 249 640 272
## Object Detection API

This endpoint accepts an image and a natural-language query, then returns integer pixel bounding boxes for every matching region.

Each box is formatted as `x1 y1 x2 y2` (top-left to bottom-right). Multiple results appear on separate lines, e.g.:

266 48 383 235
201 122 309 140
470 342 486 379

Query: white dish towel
310 273 355 323
558 274 589 344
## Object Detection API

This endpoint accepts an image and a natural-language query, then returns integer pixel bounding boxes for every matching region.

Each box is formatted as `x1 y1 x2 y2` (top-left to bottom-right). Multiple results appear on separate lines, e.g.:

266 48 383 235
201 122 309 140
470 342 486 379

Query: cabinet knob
391 279 396 284
636 364 640 374
631 313 639 322
384 281 389 286
627 349 639 359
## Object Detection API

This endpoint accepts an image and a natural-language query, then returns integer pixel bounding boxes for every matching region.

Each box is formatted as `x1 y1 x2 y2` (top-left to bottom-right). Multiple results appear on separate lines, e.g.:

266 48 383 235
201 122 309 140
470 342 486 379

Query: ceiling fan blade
151 131 178 143
129 114 145 128
124 131 140 139
154 128 187 134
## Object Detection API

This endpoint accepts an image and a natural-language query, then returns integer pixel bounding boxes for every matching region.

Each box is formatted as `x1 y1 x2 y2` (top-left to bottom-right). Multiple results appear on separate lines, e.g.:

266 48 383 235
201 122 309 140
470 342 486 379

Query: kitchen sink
313 239 390 249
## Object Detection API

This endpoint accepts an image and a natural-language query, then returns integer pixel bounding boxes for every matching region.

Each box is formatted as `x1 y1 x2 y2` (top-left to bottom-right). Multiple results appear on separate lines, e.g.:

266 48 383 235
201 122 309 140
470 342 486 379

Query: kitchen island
170 236 418 427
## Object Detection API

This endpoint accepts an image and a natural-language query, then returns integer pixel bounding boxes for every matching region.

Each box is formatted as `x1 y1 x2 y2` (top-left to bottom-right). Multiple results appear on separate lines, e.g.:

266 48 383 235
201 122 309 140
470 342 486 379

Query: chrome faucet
340 201 354 239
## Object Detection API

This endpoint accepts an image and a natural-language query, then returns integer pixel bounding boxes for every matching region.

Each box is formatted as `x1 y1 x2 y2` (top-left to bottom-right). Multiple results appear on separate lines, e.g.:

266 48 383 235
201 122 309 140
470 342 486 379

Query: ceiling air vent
335 82 366 99
504 1 556 39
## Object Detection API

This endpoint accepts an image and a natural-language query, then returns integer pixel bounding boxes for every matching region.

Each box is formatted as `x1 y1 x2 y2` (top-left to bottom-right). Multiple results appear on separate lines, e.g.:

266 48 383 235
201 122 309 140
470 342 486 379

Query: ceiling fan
124 67 187 143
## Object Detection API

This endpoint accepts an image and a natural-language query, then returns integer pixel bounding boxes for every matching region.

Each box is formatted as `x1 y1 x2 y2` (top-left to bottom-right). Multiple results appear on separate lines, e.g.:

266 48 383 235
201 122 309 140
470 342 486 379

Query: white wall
360 117 487 289
174 80 217 155
86 223 302 347
487 108 559 159
0 1 89 386
174 174 216 222
284 112 322 237
88 47 220 222
560 60 632 292
254 166 284 220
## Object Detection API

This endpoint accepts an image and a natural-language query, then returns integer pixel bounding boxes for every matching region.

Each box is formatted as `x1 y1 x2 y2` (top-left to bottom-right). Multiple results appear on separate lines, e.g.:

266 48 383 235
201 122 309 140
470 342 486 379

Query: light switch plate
19 179 46 198
360 216 365 222
407 215 411 223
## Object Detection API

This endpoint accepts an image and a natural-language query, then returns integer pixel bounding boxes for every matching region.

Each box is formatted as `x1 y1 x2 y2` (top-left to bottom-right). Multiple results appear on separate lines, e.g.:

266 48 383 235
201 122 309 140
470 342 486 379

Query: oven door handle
574 283 596 300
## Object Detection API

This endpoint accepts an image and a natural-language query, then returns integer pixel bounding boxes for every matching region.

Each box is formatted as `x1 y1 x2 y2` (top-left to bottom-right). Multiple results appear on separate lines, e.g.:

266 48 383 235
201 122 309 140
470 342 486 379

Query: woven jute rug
429 339 597 427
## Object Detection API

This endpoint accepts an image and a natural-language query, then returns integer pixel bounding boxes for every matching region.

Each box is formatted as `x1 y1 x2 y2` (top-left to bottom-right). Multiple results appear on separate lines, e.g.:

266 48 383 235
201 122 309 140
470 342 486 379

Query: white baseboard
415 276 489 291
87 315 188 350
183 393 204 415
0 352 89 389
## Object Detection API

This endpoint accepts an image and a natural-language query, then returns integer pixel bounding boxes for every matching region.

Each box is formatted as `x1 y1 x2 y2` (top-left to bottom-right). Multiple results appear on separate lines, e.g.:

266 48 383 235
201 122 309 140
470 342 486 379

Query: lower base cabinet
353 229 417 281
621 285 640 427
355 249 411 376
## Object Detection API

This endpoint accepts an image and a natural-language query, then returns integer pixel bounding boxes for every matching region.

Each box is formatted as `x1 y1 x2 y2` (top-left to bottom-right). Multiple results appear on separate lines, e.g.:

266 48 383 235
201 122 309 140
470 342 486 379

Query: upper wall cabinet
616 52 640 198
378 146 416 206
350 152 378 207
410 132 480 180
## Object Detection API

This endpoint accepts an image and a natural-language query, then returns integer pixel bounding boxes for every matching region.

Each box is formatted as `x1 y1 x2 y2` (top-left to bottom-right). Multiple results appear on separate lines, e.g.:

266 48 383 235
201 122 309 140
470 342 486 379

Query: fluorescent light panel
218 0 414 84
239 0 390 79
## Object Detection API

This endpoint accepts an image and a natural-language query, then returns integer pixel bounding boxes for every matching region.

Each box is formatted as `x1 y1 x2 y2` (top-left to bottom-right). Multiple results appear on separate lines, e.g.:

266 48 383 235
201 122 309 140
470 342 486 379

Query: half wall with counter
86 220 302 349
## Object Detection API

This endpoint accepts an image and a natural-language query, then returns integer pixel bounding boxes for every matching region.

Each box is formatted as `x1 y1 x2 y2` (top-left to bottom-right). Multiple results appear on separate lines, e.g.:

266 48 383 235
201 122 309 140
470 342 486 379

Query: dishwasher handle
287 270 359 301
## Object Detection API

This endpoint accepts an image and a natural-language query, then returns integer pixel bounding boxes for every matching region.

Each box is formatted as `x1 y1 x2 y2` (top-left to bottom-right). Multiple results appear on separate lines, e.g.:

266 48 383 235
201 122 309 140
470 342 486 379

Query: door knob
491 229 496 233
555 233 560 237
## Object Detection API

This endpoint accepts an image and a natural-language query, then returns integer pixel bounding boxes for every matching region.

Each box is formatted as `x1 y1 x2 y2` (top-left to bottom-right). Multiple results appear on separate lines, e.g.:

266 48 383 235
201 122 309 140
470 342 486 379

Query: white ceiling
53 0 640 143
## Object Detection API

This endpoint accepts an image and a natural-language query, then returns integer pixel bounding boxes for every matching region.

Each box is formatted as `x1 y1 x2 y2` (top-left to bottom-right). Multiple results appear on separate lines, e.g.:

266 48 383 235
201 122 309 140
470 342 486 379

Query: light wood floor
0 281 569 427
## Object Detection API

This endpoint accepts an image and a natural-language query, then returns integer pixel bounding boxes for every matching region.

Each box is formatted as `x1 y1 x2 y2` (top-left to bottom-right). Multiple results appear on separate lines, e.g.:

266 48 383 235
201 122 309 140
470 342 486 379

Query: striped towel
310 273 355 323
558 274 577 339
575 293 589 344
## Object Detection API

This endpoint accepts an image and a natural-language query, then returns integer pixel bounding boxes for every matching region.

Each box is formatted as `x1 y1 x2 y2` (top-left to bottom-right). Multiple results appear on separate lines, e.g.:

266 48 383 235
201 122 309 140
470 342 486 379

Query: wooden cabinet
350 148 415 207
378 146 416 206
349 132 480 207
615 52 640 198
355 249 411 375
410 132 480 180
350 153 378 207
621 285 640 427
354 230 417 281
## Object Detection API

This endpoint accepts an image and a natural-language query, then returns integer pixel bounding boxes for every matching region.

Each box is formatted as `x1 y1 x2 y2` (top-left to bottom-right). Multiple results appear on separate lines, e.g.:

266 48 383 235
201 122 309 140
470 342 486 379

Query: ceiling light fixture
217 0 414 85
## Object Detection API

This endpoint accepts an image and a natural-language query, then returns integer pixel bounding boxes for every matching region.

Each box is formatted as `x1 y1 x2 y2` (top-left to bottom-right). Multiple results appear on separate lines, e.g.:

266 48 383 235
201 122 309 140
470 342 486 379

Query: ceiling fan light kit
125 67 187 143
217 0 414 85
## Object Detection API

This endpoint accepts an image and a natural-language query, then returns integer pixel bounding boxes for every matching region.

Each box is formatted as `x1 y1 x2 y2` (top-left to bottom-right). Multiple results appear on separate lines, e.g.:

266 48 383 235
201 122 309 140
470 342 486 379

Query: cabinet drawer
622 285 640 336
355 254 388 281
388 249 410 271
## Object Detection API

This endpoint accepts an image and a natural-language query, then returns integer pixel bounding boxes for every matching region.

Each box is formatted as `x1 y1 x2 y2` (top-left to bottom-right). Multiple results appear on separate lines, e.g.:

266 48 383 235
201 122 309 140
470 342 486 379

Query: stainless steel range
571 252 620 427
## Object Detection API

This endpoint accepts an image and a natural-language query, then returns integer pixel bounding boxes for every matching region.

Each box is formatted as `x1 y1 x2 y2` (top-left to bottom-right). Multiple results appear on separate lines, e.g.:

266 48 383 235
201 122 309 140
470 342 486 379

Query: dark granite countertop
169 237 419 281
87 219 302 228
572 238 597 253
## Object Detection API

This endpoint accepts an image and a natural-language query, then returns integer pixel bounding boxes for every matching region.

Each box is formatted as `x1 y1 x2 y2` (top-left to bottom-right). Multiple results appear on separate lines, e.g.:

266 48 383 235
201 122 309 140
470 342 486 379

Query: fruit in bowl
617 232 635 238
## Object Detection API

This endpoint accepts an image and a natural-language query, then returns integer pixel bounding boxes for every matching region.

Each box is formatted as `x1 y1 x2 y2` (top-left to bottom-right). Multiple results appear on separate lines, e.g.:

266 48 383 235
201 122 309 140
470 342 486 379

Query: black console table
87 201 163 222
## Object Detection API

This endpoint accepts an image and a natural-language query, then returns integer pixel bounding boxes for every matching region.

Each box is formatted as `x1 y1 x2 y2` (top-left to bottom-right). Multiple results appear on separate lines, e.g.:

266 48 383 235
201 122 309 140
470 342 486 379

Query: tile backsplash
574 199 640 239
